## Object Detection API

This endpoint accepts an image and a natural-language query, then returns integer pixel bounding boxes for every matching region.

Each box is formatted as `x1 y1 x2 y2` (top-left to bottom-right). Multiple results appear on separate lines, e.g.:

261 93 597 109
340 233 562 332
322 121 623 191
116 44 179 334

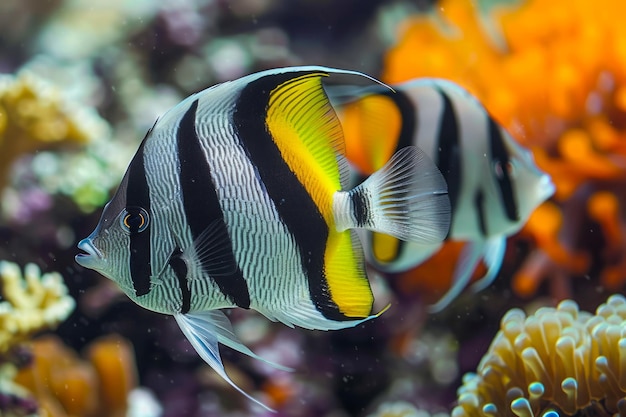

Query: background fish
331 78 555 312
75 66 451 410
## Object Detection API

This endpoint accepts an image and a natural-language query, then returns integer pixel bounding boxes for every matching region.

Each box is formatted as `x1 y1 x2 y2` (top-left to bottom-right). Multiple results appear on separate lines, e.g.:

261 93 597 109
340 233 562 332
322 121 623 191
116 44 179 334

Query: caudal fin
334 146 451 244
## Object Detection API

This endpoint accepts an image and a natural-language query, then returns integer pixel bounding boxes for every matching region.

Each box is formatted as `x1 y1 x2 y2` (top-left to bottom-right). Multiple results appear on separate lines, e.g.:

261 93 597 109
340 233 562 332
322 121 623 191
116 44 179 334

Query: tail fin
334 146 451 244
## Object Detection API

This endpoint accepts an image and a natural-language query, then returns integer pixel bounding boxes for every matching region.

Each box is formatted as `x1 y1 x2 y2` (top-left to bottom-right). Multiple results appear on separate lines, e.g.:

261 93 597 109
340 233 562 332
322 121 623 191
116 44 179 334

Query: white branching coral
453 294 626 417
0 261 75 353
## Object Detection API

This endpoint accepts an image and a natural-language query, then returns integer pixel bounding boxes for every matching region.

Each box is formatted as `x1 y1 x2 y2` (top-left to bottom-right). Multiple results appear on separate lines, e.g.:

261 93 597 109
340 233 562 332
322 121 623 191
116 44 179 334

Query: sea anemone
453 294 626 417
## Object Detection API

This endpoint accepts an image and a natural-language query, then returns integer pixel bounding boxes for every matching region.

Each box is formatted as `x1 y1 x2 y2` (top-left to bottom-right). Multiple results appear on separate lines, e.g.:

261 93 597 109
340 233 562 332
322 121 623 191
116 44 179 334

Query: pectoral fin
183 220 238 278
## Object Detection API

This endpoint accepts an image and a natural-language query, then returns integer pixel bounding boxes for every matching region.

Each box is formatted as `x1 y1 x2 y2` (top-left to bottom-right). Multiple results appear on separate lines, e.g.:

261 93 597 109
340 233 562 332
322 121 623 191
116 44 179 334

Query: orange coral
382 0 626 298
14 334 138 417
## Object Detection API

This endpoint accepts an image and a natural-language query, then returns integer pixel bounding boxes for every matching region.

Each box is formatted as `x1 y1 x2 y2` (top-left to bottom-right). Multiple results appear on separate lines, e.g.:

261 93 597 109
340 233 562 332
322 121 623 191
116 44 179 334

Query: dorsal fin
265 72 345 193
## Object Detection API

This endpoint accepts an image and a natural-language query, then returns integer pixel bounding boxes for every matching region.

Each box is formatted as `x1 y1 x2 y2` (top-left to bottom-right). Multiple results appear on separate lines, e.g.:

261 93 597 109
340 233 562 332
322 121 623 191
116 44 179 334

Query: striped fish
331 78 555 312
75 67 451 410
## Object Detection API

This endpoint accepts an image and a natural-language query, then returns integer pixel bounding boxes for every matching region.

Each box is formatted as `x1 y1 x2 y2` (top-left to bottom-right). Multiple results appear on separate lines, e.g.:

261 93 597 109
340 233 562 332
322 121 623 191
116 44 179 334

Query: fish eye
494 160 516 179
120 207 150 234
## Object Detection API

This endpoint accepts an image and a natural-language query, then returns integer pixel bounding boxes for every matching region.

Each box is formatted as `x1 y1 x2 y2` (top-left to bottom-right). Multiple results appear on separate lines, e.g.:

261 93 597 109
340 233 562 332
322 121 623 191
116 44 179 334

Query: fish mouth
75 238 103 270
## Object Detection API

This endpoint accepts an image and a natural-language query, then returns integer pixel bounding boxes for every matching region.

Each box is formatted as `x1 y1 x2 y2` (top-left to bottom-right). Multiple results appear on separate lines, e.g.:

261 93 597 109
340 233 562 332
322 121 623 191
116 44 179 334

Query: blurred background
1 0 626 416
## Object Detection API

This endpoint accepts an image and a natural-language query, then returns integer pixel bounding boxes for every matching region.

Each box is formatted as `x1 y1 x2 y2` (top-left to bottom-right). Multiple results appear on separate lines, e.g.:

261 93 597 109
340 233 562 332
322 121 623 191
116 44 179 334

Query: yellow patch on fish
324 231 373 317
266 72 372 318
372 232 401 264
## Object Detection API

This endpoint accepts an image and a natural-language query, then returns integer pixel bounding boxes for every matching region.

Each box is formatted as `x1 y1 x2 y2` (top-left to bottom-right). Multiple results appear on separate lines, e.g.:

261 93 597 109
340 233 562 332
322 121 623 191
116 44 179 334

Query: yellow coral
453 295 626 417
0 70 105 189
0 261 75 354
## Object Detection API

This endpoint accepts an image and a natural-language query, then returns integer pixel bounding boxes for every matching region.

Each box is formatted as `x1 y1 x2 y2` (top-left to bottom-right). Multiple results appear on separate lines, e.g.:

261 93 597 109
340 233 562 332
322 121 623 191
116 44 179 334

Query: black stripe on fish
176 100 251 309
435 89 461 238
169 247 191 314
382 89 416 152
475 189 488 237
389 90 418 255
234 71 349 321
350 189 369 227
489 119 519 222
126 136 152 297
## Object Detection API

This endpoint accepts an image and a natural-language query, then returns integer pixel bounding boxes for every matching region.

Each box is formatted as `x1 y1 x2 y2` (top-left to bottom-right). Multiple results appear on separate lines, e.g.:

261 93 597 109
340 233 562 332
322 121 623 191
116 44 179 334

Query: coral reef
453 294 626 417
0 261 75 416
0 261 74 354
0 69 106 190
14 334 143 417
6 0 626 416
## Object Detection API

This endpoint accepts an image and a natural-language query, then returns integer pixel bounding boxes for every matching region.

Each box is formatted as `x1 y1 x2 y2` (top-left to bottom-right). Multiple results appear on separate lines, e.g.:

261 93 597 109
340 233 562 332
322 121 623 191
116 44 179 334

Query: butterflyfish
75 66 452 410
331 78 555 313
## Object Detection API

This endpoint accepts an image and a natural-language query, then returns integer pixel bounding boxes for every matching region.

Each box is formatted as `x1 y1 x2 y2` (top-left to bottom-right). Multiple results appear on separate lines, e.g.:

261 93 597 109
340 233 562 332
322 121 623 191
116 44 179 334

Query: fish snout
538 173 556 201
75 238 103 269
